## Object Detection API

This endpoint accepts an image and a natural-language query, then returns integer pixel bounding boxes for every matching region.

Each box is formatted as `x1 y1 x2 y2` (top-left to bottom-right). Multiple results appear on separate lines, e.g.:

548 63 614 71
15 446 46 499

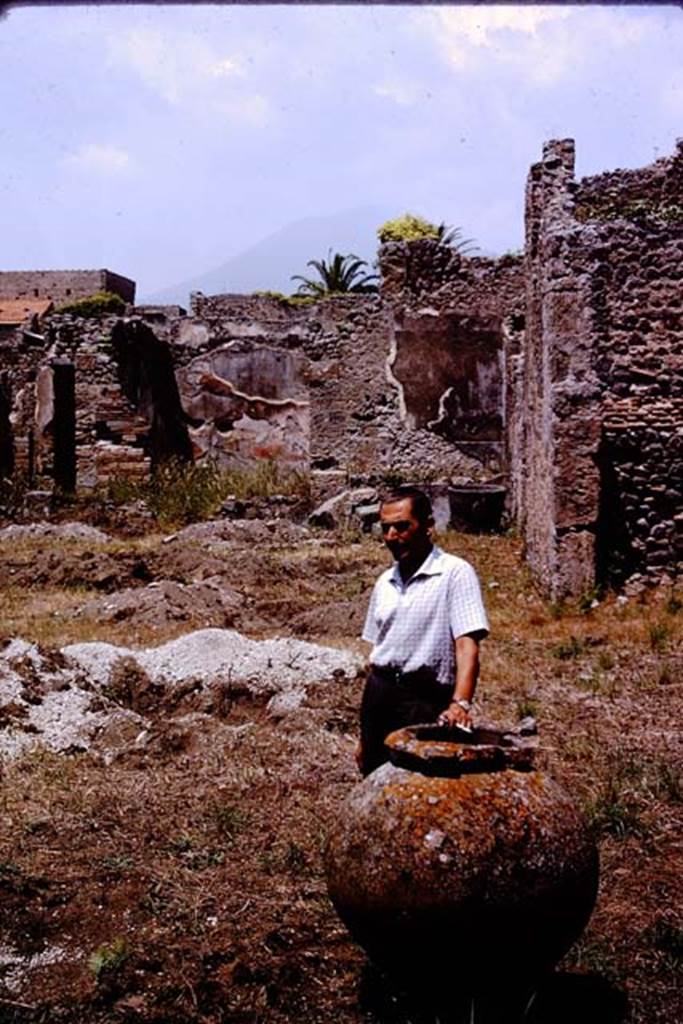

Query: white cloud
440 6 571 58
414 6 660 87
111 27 249 104
62 143 131 174
206 57 244 79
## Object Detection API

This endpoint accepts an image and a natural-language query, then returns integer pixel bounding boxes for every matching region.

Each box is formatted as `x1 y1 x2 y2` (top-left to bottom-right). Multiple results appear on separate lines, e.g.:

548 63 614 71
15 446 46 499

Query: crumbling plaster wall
380 242 525 471
176 341 309 469
2 253 525 497
175 288 515 486
517 138 682 598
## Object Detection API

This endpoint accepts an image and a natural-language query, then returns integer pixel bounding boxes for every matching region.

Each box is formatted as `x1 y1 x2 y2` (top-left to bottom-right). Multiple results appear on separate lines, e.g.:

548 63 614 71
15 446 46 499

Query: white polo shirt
362 545 489 686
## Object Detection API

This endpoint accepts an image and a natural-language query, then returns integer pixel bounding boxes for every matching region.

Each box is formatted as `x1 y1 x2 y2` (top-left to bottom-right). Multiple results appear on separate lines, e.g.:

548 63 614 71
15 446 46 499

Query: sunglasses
380 521 414 535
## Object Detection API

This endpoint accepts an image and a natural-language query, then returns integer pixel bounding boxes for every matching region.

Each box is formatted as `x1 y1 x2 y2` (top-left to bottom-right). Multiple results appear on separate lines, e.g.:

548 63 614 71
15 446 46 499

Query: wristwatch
452 698 472 712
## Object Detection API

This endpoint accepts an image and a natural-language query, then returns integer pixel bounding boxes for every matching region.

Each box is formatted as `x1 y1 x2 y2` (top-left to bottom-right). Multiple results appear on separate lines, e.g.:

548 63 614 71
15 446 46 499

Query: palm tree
291 251 379 297
436 223 478 254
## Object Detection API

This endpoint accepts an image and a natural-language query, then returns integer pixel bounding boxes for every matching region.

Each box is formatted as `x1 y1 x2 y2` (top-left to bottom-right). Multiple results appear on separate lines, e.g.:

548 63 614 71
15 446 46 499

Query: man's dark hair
379 485 433 525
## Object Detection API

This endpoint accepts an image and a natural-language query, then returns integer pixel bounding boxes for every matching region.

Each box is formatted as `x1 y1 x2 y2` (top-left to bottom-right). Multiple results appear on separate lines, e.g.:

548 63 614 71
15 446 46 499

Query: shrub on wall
57 291 126 317
575 197 683 226
252 290 317 307
378 214 476 253
377 213 441 243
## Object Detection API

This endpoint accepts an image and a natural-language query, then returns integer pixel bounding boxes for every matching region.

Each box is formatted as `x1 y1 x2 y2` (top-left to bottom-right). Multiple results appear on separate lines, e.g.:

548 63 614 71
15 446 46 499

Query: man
358 485 489 776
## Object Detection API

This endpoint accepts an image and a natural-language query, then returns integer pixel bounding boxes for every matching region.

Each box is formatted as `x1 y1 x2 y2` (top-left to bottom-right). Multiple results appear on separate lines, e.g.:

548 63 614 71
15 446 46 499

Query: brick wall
0 270 135 305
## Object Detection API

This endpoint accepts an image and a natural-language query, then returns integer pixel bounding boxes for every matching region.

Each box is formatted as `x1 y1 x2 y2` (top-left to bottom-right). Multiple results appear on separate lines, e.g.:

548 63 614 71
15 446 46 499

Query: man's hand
439 633 480 733
437 701 473 732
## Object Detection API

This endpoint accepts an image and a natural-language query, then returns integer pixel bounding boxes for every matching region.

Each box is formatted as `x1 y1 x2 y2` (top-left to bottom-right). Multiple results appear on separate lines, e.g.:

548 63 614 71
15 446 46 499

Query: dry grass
0 524 680 1023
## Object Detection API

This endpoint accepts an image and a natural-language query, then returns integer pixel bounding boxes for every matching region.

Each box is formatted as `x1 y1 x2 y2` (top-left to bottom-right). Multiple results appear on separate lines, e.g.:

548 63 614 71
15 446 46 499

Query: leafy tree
291 251 379 297
378 213 476 253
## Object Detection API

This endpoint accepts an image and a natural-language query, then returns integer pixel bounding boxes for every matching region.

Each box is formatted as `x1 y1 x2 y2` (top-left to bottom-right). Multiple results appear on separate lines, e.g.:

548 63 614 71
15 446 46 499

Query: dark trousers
359 666 453 777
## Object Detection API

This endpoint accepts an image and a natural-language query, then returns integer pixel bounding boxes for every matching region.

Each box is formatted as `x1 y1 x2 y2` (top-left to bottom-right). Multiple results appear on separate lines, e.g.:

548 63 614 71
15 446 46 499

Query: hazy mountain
141 205 394 307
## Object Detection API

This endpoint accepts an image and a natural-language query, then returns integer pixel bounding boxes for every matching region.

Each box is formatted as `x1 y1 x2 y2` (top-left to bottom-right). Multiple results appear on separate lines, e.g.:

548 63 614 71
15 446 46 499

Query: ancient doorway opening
595 438 640 589
0 371 14 480
52 359 76 493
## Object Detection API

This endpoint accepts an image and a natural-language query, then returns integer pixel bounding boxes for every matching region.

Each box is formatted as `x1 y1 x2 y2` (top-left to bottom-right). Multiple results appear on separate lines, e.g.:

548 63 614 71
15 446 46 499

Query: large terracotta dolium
324 726 599 994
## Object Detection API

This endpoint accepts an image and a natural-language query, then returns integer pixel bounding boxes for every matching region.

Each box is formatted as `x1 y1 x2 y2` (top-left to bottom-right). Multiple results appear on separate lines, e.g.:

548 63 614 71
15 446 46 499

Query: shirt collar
389 544 445 586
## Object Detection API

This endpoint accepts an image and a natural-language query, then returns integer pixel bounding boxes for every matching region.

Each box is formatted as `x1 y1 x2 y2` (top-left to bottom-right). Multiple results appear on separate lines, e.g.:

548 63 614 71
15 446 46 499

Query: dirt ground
0 513 680 1024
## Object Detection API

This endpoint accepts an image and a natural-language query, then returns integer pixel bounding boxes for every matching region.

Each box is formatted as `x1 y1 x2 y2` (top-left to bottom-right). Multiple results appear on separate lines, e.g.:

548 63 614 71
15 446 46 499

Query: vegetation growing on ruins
575 197 683 226
252 290 317 307
56 290 127 317
106 458 310 529
377 213 476 252
291 251 379 297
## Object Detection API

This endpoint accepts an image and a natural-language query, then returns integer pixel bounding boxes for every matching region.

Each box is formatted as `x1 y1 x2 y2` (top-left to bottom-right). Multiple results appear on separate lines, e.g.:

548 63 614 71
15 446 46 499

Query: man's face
379 498 431 563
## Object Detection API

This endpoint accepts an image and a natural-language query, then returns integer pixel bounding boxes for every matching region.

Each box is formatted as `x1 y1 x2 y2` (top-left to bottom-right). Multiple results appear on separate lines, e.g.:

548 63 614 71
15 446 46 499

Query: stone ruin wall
0 269 136 306
517 138 682 598
1 248 523 499
3 313 197 492
2 140 679 598
6 315 152 488
184 251 524 499
379 241 524 474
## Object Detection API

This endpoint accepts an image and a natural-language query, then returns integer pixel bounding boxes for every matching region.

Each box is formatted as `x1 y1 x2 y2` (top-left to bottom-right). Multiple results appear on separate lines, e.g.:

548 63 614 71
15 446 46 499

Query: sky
2 3 682 299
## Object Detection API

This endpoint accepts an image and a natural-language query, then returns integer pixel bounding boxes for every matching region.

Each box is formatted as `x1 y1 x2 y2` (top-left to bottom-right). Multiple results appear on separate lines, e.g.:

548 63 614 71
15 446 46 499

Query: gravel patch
0 522 111 543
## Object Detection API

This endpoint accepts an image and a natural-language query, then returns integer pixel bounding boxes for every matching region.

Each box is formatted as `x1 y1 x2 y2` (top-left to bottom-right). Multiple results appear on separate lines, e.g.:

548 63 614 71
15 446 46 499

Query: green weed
89 937 130 981
282 841 309 875
597 650 615 671
566 934 618 979
106 458 309 528
584 779 643 839
101 854 134 874
515 693 539 719
210 802 250 842
23 818 50 836
57 291 126 318
261 840 309 876
578 586 602 615
649 622 672 653
168 832 195 854
657 663 674 686
553 636 586 660
585 751 681 838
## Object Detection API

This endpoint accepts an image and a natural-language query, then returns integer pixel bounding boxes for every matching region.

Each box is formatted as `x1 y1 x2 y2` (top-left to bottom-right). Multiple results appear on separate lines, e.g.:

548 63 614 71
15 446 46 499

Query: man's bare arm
438 633 481 730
